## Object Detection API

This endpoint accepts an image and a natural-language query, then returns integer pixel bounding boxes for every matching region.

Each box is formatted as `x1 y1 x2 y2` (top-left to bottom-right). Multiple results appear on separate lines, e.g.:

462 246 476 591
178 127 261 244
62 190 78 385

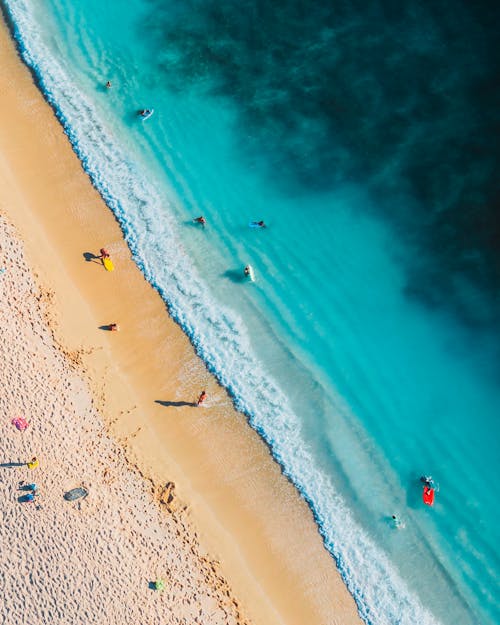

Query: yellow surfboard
103 257 114 272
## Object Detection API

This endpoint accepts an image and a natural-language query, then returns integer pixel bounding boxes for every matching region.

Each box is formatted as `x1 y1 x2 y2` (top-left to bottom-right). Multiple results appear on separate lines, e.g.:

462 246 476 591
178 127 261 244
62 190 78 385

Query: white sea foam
4 2 443 623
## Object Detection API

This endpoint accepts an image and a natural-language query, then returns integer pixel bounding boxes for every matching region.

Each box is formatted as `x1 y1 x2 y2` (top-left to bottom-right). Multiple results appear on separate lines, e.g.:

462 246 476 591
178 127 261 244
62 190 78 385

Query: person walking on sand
99 248 110 259
197 390 207 406
109 323 119 331
27 457 39 470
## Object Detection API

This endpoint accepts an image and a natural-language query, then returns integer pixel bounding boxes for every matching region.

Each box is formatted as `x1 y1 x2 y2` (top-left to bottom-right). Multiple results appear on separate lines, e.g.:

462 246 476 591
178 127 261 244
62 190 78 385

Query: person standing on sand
197 391 207 406
27 457 39 470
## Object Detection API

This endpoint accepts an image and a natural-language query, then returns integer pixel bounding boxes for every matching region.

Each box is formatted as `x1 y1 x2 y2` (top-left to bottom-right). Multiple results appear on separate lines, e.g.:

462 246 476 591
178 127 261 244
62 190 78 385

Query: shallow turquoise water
4 1 499 623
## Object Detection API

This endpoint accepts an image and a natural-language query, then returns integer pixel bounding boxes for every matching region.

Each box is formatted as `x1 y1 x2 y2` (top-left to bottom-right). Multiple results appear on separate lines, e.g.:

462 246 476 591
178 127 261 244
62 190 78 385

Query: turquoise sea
3 1 499 623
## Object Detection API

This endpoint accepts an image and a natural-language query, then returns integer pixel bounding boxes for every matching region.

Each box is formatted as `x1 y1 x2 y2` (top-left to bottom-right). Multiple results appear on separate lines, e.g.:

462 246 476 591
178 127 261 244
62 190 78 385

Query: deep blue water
3 0 499 623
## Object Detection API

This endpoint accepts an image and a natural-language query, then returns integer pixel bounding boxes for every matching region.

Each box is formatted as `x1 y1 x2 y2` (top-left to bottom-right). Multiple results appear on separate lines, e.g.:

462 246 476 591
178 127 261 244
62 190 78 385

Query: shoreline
0 15 362 625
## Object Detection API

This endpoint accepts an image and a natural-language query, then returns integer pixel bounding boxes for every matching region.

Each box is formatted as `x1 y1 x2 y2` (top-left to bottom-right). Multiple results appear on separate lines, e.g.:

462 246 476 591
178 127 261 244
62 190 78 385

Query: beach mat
64 487 88 501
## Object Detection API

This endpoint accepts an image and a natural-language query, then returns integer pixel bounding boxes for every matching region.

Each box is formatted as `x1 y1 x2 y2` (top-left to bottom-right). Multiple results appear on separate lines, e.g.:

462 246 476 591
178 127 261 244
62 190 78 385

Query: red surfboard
423 486 435 506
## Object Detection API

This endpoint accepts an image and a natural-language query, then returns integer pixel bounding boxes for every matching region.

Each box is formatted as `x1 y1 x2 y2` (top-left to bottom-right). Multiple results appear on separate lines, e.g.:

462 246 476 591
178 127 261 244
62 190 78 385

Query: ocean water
3 1 499 624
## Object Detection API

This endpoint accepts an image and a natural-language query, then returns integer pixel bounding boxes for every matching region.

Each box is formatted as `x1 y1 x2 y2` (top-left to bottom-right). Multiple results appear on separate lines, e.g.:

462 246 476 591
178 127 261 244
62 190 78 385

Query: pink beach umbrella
11 417 29 431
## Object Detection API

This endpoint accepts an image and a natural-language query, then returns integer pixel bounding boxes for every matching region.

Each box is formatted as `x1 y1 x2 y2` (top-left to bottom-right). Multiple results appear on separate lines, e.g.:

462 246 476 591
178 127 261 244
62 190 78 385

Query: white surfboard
245 265 255 282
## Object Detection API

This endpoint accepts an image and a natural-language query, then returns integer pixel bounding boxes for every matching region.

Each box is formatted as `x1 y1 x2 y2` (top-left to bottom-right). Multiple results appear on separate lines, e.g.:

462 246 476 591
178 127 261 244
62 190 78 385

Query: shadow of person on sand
99 325 115 331
223 268 246 283
155 399 197 408
83 252 102 265
0 461 26 468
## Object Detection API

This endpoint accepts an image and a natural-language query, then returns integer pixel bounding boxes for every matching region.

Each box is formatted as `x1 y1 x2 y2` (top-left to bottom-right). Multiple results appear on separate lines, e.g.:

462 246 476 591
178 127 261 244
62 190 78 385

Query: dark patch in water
141 0 500 327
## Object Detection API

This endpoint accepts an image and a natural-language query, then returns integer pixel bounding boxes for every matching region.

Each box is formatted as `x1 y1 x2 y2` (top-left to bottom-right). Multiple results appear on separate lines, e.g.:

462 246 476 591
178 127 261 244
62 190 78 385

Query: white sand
0 215 248 625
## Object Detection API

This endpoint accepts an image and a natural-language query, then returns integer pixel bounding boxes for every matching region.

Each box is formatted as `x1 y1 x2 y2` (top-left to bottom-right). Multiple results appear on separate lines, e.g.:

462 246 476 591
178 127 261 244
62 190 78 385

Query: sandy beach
0 15 362 625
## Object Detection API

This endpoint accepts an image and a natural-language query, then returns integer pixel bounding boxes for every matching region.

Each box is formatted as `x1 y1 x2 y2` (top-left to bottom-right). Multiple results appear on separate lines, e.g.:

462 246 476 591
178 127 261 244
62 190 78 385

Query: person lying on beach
19 481 38 492
193 216 206 226
99 248 110 259
197 391 207 406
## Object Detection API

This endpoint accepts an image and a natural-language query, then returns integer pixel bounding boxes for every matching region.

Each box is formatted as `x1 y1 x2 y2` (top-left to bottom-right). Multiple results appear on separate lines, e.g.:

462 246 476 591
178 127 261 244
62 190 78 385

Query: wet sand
0 16 362 625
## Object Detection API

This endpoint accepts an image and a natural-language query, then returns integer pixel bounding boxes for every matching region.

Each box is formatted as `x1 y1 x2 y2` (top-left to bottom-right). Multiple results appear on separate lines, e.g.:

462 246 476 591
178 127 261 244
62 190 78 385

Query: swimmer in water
420 475 435 489
250 220 266 228
105 81 112 89
391 514 405 529
193 216 206 226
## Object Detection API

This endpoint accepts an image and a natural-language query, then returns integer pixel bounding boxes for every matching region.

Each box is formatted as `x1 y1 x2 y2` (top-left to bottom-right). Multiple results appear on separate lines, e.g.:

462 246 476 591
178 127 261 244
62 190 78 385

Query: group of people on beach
6 450 41 507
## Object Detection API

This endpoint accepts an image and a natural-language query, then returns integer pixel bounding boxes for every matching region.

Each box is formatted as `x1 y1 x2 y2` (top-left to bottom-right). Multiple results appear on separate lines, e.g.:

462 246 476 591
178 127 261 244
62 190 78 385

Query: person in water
197 390 207 406
105 81 112 89
244 265 251 277
194 216 206 226
99 248 110 259
420 475 435 489
391 514 404 529
251 220 266 228
139 109 152 117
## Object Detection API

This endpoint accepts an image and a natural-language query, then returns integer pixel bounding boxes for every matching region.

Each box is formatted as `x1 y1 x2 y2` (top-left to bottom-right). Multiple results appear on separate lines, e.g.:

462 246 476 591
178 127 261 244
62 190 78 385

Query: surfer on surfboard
244 265 255 281
420 476 437 506
139 109 154 120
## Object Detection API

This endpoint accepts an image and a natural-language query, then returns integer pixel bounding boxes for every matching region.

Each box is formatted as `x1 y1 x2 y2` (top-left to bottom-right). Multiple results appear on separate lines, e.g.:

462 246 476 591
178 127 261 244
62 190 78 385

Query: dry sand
0 15 363 625
0 215 246 625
